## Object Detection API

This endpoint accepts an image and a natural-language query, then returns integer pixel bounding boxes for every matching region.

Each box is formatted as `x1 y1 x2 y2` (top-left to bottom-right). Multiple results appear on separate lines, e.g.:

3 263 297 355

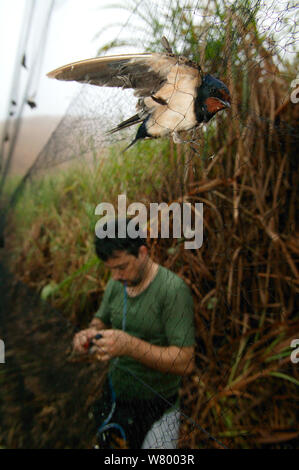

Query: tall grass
7 138 179 323
1 0 298 449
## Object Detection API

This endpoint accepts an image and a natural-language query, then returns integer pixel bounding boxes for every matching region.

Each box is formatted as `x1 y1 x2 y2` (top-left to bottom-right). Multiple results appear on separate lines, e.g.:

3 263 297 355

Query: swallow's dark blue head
195 74 231 123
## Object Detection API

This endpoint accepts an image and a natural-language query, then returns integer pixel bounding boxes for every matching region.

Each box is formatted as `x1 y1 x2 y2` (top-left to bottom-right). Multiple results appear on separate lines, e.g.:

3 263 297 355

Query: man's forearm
125 335 194 376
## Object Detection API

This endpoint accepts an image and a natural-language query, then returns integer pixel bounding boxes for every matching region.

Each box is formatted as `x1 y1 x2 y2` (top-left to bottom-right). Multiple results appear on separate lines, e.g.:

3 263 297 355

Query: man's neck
127 260 159 297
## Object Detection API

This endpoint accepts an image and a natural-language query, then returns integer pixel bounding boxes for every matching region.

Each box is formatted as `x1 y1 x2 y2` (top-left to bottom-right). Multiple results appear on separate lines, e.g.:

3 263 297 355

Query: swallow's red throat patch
205 97 226 114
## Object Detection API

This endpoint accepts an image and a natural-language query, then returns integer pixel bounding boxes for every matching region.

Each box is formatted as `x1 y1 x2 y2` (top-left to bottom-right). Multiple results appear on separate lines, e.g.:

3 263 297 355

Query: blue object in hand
88 333 103 352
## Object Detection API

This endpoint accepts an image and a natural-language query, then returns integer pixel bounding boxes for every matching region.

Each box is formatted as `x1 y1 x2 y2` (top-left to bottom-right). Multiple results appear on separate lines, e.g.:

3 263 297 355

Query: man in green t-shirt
73 218 195 449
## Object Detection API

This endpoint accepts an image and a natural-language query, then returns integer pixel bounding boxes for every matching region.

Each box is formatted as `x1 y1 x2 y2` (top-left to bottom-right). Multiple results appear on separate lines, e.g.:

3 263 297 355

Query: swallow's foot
172 132 183 144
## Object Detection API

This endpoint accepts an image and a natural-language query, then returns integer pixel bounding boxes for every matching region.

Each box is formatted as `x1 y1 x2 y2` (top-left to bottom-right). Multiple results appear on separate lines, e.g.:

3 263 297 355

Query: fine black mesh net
0 0 298 449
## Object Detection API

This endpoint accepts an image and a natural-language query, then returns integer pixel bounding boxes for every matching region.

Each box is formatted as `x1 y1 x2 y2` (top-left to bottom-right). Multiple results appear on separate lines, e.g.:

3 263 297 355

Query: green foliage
97 0 261 69
8 137 176 321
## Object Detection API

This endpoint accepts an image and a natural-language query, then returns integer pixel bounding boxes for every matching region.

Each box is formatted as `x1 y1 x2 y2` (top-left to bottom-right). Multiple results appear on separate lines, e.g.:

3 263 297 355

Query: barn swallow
47 43 230 150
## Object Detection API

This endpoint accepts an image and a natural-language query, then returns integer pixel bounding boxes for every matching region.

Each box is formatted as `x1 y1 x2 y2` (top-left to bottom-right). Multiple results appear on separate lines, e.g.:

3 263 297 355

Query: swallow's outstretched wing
47 53 199 97
48 53 203 144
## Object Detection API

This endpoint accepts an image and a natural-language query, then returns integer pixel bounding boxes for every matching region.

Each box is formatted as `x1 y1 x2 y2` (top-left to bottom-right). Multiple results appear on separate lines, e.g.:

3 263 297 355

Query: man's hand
92 329 131 361
73 328 100 354
91 330 194 376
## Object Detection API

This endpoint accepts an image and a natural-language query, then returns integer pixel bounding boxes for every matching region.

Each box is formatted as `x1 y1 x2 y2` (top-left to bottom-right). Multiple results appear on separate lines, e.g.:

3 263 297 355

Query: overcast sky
0 0 135 120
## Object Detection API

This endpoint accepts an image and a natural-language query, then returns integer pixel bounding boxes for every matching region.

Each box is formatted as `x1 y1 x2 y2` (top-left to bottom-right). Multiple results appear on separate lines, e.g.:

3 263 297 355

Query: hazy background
0 0 135 173
0 0 134 119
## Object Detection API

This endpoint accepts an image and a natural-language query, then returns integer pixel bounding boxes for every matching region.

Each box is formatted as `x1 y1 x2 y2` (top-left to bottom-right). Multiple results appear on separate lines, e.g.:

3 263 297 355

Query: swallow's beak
219 99 231 108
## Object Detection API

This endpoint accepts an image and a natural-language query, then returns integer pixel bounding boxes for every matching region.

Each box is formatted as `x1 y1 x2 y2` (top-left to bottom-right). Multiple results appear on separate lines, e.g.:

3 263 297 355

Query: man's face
104 247 148 287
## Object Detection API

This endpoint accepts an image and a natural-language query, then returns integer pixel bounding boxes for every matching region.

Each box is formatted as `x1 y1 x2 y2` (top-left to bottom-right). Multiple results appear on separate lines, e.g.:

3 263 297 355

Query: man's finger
73 334 82 350
92 338 104 347
91 341 106 354
96 352 110 362
79 334 87 347
74 333 88 352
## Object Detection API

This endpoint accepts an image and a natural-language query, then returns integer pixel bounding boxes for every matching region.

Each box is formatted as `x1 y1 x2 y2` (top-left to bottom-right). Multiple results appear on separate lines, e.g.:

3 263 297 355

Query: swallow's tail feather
122 137 140 153
121 118 149 153
107 113 143 135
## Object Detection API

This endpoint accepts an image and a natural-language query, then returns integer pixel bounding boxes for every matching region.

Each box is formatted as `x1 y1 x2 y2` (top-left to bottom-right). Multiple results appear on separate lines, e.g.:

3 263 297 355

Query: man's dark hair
95 217 147 261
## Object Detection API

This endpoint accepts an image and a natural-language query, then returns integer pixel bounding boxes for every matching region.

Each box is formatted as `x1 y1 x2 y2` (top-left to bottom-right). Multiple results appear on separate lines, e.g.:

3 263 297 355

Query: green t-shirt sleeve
162 279 196 348
94 279 114 326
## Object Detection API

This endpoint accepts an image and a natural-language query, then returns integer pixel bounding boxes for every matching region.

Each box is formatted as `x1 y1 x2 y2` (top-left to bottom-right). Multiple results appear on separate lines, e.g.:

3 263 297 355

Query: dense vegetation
1 0 298 449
